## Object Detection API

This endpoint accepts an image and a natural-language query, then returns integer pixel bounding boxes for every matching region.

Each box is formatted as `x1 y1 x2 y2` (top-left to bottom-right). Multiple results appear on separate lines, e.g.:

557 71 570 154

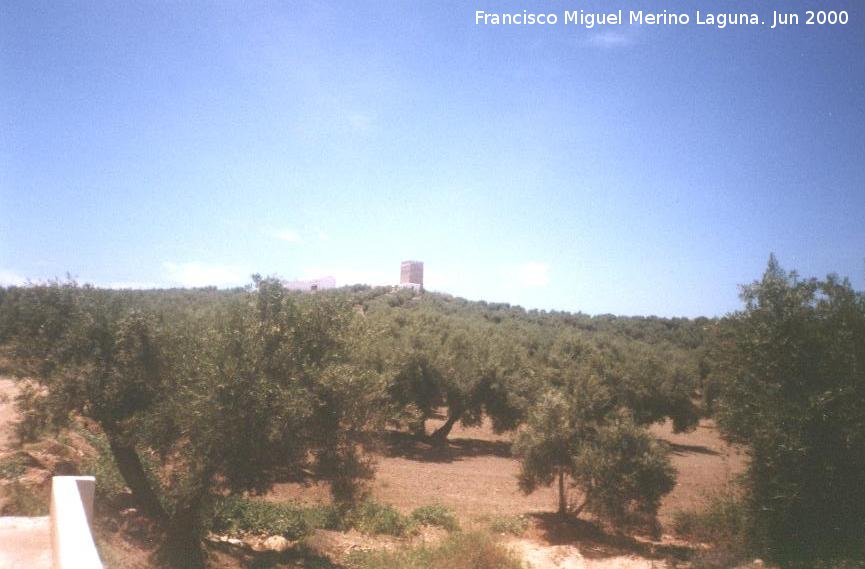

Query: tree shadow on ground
381 431 512 463
663 441 720 456
529 512 693 562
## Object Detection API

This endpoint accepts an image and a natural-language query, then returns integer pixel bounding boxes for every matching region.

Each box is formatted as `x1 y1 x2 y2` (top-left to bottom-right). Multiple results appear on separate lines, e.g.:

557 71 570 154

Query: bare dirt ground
270 415 746 568
650 419 746 526
271 416 745 526
0 378 52 568
268 416 557 518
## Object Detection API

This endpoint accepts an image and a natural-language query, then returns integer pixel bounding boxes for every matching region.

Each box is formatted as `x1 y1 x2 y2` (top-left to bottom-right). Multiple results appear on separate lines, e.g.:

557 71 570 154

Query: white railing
50 476 103 569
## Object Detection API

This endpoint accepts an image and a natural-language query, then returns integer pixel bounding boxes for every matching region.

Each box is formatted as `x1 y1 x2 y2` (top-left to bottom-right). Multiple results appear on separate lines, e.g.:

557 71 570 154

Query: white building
284 276 336 292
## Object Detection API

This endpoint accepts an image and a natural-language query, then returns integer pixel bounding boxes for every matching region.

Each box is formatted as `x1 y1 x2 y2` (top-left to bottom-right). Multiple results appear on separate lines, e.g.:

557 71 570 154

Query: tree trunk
103 426 210 568
428 412 460 445
104 428 169 524
557 468 567 516
163 492 208 569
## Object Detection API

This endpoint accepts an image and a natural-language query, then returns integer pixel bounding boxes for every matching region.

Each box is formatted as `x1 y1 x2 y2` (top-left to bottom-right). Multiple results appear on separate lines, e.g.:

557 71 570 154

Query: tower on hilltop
400 260 423 291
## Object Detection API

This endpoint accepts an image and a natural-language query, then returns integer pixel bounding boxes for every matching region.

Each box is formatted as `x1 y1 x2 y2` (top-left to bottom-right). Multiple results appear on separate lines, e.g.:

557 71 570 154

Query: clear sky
2 0 863 317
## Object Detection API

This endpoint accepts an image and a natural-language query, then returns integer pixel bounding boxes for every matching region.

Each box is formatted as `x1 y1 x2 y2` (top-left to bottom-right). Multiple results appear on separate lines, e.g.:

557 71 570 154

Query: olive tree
382 311 531 444
713 257 865 564
514 335 675 524
0 279 387 567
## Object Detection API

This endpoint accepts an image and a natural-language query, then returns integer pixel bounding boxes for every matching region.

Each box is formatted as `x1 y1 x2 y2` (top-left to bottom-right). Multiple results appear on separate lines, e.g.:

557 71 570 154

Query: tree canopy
0 278 387 566
513 335 676 525
713 256 865 563
0 278 712 564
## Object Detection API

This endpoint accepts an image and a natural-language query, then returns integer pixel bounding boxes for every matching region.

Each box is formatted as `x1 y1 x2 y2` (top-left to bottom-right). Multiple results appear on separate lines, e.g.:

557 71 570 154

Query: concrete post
50 476 103 569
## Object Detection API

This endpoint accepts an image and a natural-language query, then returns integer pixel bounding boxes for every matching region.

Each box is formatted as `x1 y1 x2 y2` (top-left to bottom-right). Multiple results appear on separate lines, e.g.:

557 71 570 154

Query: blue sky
1 0 863 317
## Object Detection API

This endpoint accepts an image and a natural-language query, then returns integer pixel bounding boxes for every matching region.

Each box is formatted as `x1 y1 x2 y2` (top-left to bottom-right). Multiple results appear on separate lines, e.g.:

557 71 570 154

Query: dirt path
0 516 52 569
0 378 52 569
507 538 669 569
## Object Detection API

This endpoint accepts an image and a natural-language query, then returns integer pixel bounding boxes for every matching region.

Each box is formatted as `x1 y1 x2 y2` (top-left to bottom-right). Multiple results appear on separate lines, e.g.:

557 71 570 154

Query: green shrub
488 514 529 536
0 453 27 479
410 504 459 531
672 488 748 544
790 562 865 569
210 496 309 540
347 499 415 537
77 429 131 505
303 503 347 531
13 381 52 442
209 497 425 539
346 531 524 569
672 488 750 569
